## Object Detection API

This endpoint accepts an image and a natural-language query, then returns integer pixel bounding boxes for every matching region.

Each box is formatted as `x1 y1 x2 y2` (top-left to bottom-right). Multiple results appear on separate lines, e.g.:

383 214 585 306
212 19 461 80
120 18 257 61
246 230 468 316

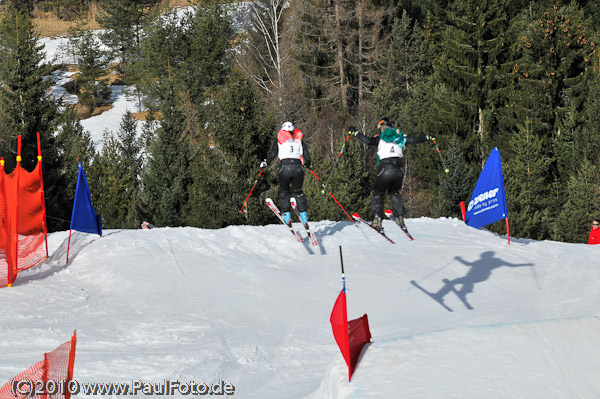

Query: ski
410 280 453 312
290 198 318 246
352 213 395 244
384 209 414 240
266 198 304 242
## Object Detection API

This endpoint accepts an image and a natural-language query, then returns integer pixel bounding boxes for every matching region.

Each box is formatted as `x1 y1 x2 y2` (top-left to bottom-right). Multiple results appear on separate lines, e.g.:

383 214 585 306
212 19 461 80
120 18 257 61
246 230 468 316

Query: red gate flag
330 291 371 381
330 291 350 369
0 331 77 399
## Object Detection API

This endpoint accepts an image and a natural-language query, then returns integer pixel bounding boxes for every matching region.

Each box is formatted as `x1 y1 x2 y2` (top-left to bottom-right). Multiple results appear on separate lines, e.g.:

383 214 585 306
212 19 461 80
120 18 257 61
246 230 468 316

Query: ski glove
260 160 268 168
348 126 359 136
426 135 436 141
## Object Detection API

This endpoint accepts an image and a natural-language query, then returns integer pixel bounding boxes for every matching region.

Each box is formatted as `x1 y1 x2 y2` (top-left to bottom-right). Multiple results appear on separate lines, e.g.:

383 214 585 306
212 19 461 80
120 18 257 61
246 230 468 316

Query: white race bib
377 141 403 160
278 140 303 160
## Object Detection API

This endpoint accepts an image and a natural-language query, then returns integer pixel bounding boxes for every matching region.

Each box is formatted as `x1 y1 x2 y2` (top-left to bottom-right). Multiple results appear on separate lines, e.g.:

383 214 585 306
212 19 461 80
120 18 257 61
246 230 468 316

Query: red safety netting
0 331 77 399
0 134 48 287
0 360 45 399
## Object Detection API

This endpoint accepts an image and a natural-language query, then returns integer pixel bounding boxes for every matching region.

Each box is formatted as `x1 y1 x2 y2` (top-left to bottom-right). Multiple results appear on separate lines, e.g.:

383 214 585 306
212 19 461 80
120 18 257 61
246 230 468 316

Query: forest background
0 0 598 243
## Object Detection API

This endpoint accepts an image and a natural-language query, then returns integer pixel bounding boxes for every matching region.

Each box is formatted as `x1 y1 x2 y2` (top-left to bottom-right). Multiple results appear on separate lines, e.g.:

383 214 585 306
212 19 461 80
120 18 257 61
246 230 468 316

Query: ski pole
321 130 352 194
309 169 354 223
431 138 449 174
239 168 264 213
407 258 455 290
339 245 346 292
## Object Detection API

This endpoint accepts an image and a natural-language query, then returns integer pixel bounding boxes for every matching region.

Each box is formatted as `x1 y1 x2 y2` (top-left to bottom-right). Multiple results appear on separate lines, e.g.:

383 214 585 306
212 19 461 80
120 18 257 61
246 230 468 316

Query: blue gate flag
465 148 507 228
70 163 102 235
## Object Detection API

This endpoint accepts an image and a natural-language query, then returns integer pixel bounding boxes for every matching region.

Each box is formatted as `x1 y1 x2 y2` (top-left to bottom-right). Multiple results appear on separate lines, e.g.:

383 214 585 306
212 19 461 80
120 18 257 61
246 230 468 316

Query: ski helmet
377 118 392 130
281 122 294 131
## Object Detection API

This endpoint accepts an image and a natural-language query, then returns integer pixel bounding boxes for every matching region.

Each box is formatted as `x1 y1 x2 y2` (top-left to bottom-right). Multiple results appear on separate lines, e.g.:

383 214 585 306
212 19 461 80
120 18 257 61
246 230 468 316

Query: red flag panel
330 291 350 369
348 314 371 378
330 291 372 381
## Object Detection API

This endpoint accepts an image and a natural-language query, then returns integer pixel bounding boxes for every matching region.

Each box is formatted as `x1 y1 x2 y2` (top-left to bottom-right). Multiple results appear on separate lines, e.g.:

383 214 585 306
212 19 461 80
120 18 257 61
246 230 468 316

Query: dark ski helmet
377 118 392 130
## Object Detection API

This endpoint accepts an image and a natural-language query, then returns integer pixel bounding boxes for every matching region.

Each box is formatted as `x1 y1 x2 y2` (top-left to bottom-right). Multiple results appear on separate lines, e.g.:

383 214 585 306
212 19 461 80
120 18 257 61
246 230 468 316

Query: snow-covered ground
78 85 145 146
1 218 599 398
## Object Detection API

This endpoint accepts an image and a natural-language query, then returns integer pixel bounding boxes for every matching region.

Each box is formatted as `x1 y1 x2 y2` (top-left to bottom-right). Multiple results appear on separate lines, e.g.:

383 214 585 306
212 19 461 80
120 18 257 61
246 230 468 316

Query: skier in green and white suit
350 118 433 230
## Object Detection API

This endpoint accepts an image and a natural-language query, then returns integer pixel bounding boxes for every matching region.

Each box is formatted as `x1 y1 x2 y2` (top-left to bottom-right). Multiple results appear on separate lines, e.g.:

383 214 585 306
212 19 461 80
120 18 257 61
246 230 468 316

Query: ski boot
371 214 383 232
300 211 309 227
395 215 406 229
283 211 292 227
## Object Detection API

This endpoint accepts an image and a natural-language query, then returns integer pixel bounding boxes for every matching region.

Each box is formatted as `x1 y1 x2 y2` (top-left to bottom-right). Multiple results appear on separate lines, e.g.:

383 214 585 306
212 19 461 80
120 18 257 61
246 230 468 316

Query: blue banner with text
465 148 507 228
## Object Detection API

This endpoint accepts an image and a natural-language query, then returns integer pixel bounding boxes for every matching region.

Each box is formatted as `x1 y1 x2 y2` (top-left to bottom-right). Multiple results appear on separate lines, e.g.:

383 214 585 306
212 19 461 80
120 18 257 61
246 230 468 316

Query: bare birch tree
237 0 288 115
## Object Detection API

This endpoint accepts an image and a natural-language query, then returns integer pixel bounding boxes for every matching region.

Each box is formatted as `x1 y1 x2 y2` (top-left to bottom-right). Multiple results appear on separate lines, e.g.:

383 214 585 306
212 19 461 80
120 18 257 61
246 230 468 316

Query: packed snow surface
1 218 599 398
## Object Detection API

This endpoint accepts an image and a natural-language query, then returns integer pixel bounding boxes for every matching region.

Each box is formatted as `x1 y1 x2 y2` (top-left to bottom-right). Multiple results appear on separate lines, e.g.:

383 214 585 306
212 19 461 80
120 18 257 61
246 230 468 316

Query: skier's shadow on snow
318 222 353 237
294 222 352 255
422 251 533 311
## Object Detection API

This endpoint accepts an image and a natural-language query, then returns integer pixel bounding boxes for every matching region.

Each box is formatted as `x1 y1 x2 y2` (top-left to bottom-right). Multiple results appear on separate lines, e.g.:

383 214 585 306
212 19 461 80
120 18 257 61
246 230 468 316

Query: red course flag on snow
330 291 350 367
330 291 371 381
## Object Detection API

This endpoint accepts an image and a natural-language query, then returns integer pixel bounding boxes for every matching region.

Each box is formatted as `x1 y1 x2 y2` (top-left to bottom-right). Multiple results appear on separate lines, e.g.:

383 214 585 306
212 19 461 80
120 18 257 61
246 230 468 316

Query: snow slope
1 218 599 399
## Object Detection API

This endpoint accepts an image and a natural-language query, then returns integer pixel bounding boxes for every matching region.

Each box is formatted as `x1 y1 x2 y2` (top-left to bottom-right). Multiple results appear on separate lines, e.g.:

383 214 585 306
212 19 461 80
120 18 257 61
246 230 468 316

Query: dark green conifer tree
289 0 345 113
323 136 372 220
140 81 190 227
88 132 130 229
186 140 231 228
134 2 232 115
86 112 142 229
438 135 475 218
74 29 112 112
55 106 96 211
97 0 160 70
134 8 187 105
431 0 514 166
509 2 596 240
300 147 337 221
181 1 233 106
370 9 433 132
578 77 600 163
0 8 58 169
515 3 594 173
536 2 595 119
0 6 66 231
116 111 143 227
503 118 552 239
375 10 431 114
186 72 274 227
552 159 600 243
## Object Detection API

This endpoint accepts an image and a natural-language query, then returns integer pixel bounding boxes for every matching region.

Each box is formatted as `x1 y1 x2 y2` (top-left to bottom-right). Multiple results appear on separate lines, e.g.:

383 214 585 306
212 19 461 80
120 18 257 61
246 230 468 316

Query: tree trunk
334 0 346 112
478 107 484 169
357 0 364 107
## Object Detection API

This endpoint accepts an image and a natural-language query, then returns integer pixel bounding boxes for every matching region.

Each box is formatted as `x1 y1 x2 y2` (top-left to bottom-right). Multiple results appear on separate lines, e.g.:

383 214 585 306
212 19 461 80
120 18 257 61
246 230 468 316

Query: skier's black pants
371 159 405 218
278 160 308 213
